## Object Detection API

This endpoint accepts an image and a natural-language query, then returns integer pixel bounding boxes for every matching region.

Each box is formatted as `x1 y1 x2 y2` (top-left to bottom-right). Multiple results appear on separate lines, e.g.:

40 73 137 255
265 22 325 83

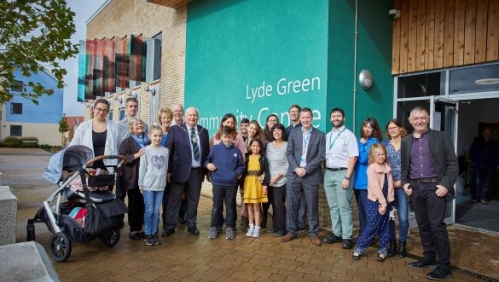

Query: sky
61 0 108 116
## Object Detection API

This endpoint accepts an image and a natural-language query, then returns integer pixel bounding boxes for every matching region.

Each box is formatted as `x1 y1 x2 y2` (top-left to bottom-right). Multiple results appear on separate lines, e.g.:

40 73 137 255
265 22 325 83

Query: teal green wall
186 0 393 135
327 0 393 133
186 0 329 133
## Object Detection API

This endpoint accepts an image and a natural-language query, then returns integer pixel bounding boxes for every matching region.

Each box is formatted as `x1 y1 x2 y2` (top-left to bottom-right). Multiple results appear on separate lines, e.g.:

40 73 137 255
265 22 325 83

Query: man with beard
322 108 358 249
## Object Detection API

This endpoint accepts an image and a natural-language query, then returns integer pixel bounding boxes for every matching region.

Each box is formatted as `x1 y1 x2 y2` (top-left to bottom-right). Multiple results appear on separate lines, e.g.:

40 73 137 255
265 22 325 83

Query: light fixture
475 78 499 85
144 85 156 96
359 70 374 90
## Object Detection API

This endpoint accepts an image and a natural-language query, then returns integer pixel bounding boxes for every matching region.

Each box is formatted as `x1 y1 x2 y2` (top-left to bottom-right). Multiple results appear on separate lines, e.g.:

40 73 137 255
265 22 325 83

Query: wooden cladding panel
487 0 499 61
392 0 499 74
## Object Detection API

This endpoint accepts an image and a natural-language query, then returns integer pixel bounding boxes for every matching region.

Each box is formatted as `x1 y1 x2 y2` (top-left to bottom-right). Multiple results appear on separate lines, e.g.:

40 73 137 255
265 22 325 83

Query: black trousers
270 184 287 232
164 168 203 230
127 187 144 232
410 181 451 269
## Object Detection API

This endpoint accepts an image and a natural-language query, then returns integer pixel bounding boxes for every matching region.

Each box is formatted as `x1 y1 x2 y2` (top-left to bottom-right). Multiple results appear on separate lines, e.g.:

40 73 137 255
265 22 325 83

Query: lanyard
329 128 345 151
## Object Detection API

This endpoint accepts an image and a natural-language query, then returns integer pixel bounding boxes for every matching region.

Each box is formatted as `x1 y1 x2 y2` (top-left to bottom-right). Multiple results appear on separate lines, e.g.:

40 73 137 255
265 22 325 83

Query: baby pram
29 145 127 262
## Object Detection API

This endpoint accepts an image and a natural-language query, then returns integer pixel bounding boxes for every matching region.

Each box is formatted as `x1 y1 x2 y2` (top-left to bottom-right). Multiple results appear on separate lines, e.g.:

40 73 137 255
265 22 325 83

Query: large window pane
397 72 445 98
450 64 499 95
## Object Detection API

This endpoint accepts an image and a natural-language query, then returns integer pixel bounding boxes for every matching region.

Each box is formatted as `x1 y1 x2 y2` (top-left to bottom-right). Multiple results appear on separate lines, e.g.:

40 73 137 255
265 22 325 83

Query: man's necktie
191 127 200 162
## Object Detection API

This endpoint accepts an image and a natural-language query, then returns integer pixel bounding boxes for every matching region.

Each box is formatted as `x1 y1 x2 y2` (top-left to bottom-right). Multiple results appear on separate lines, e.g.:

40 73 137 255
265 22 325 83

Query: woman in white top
70 98 119 172
265 123 288 237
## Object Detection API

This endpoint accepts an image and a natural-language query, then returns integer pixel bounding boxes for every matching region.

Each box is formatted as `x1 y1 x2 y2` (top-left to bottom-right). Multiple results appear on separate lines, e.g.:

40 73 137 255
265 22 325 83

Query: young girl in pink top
352 143 394 262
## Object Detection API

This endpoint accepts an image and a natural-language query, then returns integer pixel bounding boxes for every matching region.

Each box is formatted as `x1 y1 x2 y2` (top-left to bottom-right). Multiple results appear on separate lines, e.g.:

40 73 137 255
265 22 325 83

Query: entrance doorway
454 98 499 233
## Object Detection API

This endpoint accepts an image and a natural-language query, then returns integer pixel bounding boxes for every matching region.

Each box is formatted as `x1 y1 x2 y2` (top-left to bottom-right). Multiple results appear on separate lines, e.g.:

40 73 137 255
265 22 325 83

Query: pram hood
42 145 94 184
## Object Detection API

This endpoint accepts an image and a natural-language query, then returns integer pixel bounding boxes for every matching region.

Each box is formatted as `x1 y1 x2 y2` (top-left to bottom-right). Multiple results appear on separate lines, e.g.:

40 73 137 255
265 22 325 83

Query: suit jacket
401 129 459 201
286 126 326 185
166 122 210 183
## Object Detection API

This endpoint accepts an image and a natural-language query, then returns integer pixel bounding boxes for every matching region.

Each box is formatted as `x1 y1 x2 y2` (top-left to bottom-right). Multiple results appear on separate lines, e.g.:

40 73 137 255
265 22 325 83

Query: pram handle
85 155 127 170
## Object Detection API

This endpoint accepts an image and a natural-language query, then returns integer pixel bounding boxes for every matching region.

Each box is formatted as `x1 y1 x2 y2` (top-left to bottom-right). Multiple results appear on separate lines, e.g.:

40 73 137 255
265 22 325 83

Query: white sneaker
226 227 235 240
246 226 254 237
208 227 217 239
252 227 260 238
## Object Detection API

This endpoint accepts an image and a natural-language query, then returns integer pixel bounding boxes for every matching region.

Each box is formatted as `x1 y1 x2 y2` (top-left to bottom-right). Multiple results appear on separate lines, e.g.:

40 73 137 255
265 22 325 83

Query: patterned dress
243 155 268 204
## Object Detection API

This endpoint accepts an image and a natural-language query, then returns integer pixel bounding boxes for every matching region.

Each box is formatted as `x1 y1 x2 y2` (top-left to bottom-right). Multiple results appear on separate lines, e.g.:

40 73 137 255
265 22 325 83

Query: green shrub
3 136 21 144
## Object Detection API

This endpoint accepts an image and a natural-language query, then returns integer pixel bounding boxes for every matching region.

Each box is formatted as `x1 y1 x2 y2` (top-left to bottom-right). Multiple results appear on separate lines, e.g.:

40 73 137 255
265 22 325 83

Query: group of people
70 99 458 280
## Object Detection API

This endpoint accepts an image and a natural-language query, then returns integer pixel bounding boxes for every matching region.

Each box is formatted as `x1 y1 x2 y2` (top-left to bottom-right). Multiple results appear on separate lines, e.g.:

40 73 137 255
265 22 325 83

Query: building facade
83 0 499 233
1 69 64 146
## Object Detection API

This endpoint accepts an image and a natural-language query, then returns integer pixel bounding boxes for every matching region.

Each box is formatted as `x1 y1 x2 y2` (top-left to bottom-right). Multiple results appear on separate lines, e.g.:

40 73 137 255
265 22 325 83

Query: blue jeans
143 190 164 236
389 188 409 242
211 185 237 229
354 189 368 235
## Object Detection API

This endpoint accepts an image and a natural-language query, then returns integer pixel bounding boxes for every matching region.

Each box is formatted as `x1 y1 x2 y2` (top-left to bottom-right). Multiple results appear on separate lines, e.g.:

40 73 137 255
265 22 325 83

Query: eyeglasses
268 119 278 122
94 107 109 113
388 127 399 130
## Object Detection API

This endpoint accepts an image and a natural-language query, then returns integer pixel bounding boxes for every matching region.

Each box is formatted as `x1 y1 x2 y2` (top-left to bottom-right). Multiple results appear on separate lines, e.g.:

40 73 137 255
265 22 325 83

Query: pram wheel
50 232 72 262
100 230 120 247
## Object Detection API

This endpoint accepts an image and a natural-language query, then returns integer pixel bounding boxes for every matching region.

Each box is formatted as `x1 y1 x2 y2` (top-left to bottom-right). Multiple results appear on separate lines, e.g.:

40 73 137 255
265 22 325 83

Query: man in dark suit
401 106 458 280
281 107 325 246
163 107 210 236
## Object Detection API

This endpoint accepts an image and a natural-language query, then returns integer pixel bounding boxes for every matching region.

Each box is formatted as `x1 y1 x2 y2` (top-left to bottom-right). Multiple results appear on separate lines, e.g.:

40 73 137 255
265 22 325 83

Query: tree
58 114 69 146
0 0 78 104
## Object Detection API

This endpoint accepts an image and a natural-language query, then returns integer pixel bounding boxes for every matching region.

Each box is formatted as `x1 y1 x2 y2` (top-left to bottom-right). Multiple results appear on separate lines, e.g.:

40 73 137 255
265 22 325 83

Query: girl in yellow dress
243 138 269 238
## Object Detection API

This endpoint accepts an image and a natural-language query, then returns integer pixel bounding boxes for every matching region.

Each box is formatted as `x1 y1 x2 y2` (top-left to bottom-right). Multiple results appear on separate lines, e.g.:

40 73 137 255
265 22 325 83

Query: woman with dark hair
210 113 247 155
259 115 278 228
265 123 288 236
353 117 383 236
383 118 409 257
119 118 149 239
262 114 279 144
70 98 119 173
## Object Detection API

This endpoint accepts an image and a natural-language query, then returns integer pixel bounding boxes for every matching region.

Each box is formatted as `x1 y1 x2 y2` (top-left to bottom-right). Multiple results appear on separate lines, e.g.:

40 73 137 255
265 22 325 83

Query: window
108 110 113 121
450 63 499 95
10 125 22 136
397 71 445 98
119 109 125 120
11 103 23 115
10 80 24 92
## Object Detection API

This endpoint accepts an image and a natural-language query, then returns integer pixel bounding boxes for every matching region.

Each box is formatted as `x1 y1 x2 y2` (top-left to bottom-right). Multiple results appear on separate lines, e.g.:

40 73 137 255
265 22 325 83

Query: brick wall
85 0 186 118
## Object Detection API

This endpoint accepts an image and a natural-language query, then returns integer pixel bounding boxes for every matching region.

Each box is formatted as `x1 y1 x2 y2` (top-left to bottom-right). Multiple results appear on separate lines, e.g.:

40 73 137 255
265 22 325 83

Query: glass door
430 96 459 224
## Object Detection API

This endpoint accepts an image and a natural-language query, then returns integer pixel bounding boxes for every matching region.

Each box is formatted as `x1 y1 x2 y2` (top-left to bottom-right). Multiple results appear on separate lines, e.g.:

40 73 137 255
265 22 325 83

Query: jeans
389 187 409 242
354 189 368 235
211 185 237 229
143 190 164 236
472 169 494 201
323 170 354 239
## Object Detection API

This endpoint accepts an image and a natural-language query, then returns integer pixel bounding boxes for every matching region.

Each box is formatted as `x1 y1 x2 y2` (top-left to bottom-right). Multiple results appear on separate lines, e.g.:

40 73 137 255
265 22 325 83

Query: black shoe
387 240 397 257
187 227 200 235
408 257 436 269
161 228 175 237
272 230 287 237
297 226 308 232
398 241 407 258
426 266 451 280
267 228 276 234
342 239 353 249
323 234 342 244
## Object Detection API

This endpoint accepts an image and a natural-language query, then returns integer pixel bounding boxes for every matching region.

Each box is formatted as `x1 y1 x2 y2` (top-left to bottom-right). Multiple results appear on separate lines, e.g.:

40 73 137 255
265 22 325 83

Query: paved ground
1 148 498 282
